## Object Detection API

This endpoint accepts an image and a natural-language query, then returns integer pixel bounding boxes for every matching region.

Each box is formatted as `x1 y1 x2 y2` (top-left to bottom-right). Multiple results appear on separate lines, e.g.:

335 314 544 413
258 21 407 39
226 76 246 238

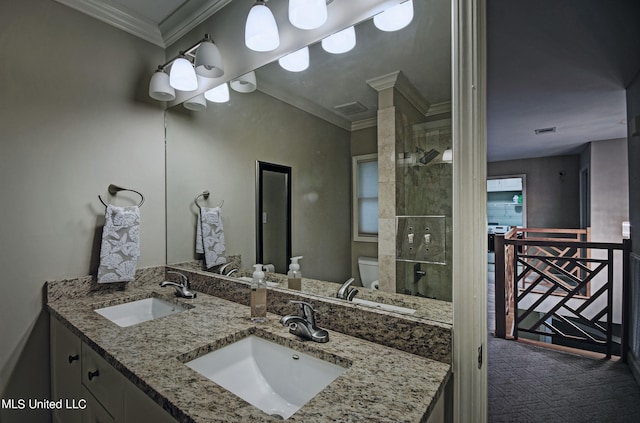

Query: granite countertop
47 270 451 422
172 260 453 325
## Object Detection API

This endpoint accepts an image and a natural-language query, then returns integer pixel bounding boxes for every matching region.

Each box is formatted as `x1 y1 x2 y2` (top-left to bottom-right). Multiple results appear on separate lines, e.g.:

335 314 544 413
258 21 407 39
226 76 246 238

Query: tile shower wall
396 121 453 301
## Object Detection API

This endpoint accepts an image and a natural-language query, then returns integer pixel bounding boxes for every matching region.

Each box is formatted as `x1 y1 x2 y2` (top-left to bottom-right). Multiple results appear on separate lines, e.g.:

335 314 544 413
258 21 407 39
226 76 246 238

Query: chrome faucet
280 301 329 343
160 271 196 298
218 263 239 277
336 278 359 301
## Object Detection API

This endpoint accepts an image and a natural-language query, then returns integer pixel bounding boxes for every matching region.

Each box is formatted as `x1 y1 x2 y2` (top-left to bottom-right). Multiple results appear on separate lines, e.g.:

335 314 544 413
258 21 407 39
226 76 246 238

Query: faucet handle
167 271 188 287
288 300 315 321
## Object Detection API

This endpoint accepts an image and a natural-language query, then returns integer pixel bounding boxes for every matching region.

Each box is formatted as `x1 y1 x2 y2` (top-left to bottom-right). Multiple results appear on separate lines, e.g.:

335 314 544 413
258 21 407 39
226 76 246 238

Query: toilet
358 256 379 289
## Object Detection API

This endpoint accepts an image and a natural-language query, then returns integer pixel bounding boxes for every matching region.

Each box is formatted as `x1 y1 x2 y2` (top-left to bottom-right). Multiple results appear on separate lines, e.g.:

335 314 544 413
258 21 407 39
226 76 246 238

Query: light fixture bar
157 34 214 70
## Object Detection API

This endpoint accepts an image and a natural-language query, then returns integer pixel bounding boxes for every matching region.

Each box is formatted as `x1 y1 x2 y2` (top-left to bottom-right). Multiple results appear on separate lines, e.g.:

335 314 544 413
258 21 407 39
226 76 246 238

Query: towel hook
195 190 223 210
98 184 145 208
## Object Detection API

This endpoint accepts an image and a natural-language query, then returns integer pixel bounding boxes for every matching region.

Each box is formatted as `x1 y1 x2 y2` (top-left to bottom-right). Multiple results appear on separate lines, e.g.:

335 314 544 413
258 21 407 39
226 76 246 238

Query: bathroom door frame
452 0 487 422
255 161 292 273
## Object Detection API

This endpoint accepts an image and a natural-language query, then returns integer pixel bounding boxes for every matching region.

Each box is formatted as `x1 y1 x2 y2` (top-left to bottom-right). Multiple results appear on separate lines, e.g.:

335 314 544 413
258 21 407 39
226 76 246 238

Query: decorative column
367 71 430 293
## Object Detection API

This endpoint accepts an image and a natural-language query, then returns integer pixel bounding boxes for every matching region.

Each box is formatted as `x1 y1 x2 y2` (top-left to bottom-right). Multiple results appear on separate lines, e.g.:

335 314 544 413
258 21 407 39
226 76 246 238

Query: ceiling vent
333 101 368 116
534 126 556 135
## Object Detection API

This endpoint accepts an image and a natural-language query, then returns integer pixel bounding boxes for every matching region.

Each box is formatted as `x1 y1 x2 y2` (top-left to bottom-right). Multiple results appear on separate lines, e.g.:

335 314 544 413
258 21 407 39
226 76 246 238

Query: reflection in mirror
165 0 453 320
256 161 291 273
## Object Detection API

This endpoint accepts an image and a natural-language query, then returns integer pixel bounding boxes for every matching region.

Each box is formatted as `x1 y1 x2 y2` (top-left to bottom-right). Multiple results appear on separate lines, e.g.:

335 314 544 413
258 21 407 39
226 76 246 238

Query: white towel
196 207 227 269
97 205 140 283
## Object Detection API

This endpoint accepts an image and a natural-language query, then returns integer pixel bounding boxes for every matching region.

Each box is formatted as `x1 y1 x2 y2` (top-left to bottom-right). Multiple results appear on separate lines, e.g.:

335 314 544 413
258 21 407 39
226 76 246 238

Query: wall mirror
256 161 292 273
165 0 453 323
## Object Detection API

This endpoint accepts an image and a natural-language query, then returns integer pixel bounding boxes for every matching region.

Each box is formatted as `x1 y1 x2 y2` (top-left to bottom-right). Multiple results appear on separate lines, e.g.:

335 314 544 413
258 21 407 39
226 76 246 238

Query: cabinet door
51 317 82 423
81 343 123 421
81 385 115 423
123 378 178 423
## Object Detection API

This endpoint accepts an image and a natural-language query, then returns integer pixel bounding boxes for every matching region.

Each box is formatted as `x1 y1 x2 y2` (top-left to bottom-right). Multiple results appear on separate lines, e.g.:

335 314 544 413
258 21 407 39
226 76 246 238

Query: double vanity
47 266 452 422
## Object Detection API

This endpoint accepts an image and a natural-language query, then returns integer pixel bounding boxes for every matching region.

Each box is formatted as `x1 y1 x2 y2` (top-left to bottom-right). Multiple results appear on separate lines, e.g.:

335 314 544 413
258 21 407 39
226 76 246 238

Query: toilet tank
358 256 379 287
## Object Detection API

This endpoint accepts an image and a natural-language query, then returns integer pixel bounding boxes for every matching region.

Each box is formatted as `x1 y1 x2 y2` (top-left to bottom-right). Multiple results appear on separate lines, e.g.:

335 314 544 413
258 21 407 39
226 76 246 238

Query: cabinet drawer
81 343 123 419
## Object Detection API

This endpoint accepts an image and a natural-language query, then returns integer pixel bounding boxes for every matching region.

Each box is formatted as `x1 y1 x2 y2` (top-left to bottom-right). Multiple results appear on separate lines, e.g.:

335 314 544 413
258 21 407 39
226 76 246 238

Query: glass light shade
204 83 230 103
321 26 356 54
442 148 453 163
183 94 207 111
289 0 327 30
278 46 309 72
195 41 224 78
230 71 258 93
245 2 280 52
169 57 198 91
373 0 414 32
149 71 175 101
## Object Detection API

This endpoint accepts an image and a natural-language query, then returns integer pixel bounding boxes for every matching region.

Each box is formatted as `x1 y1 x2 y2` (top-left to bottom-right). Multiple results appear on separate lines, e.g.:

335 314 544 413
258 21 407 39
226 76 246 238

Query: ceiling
55 0 640 162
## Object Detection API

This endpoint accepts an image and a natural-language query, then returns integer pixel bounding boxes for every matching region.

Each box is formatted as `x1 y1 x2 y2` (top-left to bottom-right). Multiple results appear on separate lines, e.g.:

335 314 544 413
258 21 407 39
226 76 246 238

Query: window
352 153 378 242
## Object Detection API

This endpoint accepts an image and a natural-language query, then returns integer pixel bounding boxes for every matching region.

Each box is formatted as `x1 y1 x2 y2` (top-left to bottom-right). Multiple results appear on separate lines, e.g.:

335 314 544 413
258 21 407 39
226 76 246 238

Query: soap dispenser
287 256 303 291
250 264 267 322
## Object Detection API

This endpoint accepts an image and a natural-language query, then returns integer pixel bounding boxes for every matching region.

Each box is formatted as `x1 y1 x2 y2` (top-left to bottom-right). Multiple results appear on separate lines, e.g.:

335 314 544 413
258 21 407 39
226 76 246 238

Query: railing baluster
606 249 614 359
495 234 506 338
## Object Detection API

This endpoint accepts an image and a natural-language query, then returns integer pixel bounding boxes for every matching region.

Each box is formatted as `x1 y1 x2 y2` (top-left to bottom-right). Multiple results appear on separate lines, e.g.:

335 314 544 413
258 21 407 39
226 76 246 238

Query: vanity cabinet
50 317 177 423
50 317 82 423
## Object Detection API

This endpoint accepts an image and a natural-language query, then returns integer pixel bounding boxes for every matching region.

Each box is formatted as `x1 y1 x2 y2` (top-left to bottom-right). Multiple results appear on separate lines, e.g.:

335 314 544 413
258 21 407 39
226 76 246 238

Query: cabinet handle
68 354 79 364
87 370 100 381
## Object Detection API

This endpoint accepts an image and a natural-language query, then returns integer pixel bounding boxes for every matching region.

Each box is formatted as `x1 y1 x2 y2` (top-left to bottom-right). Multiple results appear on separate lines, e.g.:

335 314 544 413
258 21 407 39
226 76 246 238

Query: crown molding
426 101 452 117
351 117 378 131
161 0 232 47
257 79 353 131
366 70 431 116
54 0 164 47
366 70 402 92
53 0 234 48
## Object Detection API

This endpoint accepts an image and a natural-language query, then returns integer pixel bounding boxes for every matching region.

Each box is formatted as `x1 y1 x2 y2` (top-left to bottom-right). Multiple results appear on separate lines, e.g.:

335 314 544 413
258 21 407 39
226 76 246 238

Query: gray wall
165 91 352 283
625 70 640 381
488 155 581 229
590 138 629 243
0 1 166 421
627 76 640 256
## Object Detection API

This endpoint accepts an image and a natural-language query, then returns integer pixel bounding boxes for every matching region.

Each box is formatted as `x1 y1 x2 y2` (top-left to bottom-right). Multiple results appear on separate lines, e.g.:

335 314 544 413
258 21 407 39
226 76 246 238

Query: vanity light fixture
245 0 280 52
442 148 453 163
278 46 309 72
321 26 356 54
170 55 198 91
149 68 176 101
373 0 414 32
183 93 207 111
289 0 328 30
230 71 258 93
204 82 230 103
194 35 224 78
149 34 226 100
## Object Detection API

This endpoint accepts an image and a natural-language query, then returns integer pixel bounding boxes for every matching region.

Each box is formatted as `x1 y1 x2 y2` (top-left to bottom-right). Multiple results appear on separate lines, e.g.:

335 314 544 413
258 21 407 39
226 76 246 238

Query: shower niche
396 216 446 264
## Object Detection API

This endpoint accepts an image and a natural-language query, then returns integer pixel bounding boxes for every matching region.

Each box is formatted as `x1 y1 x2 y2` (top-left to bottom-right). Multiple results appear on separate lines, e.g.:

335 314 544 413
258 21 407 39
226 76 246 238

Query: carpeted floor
487 268 640 422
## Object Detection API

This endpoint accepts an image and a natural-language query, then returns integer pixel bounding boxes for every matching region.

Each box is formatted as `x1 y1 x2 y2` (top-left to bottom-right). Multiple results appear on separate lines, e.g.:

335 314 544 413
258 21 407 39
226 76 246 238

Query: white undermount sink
352 298 416 315
94 297 189 327
185 335 346 420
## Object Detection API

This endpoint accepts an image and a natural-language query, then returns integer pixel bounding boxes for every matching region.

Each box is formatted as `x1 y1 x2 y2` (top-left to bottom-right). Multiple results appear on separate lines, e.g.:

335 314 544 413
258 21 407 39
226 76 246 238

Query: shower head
416 147 440 165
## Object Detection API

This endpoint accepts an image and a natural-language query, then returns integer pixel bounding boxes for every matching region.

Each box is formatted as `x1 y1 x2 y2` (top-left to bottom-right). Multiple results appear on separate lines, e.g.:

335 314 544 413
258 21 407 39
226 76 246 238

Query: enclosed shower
396 120 452 301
